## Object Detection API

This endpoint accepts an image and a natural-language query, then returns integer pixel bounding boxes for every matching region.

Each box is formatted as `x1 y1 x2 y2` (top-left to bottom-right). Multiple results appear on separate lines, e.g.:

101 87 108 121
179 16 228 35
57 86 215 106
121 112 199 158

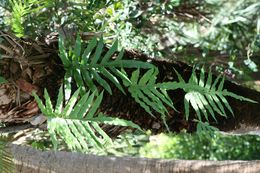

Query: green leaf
86 90 103 118
189 69 198 84
55 86 64 114
100 67 125 94
151 88 175 110
44 88 54 115
185 92 202 121
70 91 90 118
129 88 154 116
59 36 71 67
91 69 112 94
81 122 103 148
205 71 212 89
197 93 217 122
217 77 225 91
110 67 131 86
91 37 103 65
74 34 82 61
211 75 221 90
205 95 224 116
91 122 113 145
130 69 140 85
199 68 205 87
82 70 97 92
77 91 96 118
82 37 97 65
73 68 85 89
138 89 166 115
184 97 190 120
101 39 118 63
139 68 155 85
63 88 81 117
116 49 124 60
32 91 48 115
64 72 72 101
222 90 258 103
218 94 234 116
211 94 226 116
109 60 154 69
173 68 185 83
61 37 154 95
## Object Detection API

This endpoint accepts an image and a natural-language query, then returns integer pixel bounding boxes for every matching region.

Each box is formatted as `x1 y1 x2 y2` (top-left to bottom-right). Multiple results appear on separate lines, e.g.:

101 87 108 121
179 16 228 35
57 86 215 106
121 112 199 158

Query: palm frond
33 87 142 152
59 35 154 95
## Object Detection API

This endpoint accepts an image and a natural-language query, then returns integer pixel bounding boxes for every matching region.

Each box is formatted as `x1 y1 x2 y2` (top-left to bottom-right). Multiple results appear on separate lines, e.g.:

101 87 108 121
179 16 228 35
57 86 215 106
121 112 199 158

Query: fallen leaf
16 79 39 94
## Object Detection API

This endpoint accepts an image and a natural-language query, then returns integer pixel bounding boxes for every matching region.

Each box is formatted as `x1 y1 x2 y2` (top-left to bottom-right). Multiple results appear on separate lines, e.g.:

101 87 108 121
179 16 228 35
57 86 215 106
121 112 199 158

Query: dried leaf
16 79 39 94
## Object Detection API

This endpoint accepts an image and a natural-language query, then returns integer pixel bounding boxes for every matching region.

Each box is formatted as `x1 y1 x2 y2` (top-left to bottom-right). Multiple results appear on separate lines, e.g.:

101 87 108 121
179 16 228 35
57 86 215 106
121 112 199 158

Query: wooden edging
9 144 260 173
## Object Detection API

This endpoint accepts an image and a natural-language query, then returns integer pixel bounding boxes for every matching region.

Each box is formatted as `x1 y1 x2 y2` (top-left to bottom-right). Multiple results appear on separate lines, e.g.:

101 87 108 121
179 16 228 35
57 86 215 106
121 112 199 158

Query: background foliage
140 132 260 160
0 0 258 82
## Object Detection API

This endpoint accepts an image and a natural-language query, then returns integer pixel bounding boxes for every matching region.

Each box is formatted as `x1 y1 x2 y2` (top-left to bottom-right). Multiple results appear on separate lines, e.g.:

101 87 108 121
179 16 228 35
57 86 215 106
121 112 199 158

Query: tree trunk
8 144 260 173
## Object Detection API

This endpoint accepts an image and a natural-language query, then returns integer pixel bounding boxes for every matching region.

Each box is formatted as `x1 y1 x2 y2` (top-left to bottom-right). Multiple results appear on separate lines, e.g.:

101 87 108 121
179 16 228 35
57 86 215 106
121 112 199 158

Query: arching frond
129 67 257 131
174 69 257 122
33 87 142 152
59 35 154 95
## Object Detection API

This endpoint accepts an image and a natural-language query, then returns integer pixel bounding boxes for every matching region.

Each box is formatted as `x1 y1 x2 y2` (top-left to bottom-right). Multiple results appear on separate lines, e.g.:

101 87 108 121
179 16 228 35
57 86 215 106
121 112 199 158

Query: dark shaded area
100 50 260 134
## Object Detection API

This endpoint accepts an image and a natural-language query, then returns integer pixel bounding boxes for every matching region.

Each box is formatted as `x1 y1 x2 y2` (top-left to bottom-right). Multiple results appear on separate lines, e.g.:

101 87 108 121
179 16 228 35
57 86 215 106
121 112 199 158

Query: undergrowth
32 35 257 152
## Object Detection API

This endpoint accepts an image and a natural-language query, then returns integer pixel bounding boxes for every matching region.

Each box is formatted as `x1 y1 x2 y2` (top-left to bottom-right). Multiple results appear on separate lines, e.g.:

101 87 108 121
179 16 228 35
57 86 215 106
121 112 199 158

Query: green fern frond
47 118 104 151
126 68 176 131
59 35 154 95
177 69 256 122
155 68 256 125
58 34 257 135
9 0 29 37
33 86 142 152
8 0 48 37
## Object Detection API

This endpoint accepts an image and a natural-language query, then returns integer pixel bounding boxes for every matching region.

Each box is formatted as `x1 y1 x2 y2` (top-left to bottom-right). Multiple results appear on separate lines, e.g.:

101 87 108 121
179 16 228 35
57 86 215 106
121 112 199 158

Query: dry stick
0 31 25 56
0 44 14 55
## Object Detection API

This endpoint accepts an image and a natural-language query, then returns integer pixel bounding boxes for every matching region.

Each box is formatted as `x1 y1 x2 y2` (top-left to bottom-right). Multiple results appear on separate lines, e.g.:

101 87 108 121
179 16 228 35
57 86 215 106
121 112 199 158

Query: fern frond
155 68 256 124
8 0 47 37
9 0 28 37
33 86 142 152
126 68 176 131
59 35 154 95
176 69 256 122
